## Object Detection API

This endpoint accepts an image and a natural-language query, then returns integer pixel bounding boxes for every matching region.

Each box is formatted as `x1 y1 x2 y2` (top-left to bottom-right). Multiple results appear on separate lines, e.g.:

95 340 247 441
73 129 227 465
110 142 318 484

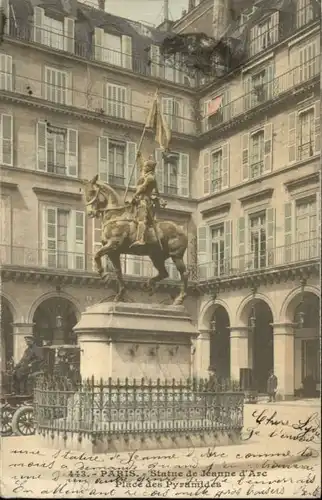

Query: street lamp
249 286 257 333
295 280 306 329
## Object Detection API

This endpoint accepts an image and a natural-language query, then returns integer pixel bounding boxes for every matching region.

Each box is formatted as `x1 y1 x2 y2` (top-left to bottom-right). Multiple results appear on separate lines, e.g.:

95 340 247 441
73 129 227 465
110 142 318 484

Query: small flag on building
207 96 223 116
145 93 171 151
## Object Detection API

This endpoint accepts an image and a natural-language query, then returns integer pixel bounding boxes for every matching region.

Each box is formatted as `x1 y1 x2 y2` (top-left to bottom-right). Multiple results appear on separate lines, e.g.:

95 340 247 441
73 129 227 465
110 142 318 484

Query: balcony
6 21 198 89
0 72 196 136
198 239 320 281
201 56 320 134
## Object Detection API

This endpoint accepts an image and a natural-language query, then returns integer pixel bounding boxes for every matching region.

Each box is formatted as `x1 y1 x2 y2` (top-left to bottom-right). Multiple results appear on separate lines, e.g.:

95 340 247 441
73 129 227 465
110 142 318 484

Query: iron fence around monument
33 377 244 441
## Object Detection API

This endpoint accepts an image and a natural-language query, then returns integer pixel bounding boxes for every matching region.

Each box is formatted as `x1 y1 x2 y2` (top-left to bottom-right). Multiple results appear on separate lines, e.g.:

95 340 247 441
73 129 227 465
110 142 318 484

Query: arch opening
32 297 78 346
293 292 320 397
1 297 14 369
248 299 274 393
209 305 230 382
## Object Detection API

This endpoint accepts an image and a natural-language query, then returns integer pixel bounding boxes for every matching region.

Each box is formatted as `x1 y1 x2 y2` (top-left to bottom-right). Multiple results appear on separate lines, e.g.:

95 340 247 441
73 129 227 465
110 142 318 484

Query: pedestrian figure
267 369 278 402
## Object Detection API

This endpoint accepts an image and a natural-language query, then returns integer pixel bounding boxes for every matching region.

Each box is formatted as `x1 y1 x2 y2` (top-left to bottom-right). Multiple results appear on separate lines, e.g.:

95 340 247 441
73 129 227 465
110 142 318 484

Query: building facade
0 0 320 399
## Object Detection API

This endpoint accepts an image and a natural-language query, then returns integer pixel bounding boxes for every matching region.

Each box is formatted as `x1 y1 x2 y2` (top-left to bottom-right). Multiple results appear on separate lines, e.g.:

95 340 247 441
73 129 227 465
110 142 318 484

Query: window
0 54 12 91
45 67 70 105
197 220 232 278
162 97 182 133
33 7 75 53
36 122 78 177
249 212 266 269
1 0 9 35
164 54 184 84
94 28 132 70
43 16 64 51
211 224 225 276
203 143 229 195
295 197 317 259
250 130 264 178
211 149 222 193
288 102 320 163
244 65 274 111
155 149 189 197
42 207 85 270
203 93 229 131
98 136 136 187
249 13 279 56
297 0 314 28
242 123 272 181
0 114 13 166
103 83 128 119
298 109 314 160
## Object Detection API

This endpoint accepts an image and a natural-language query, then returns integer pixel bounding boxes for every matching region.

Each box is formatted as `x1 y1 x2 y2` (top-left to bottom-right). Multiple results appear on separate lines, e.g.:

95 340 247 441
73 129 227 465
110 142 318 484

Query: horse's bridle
86 184 130 216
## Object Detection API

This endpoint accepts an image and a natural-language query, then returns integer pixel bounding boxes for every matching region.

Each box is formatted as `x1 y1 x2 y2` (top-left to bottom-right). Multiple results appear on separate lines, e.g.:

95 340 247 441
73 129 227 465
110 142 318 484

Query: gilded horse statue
82 174 189 305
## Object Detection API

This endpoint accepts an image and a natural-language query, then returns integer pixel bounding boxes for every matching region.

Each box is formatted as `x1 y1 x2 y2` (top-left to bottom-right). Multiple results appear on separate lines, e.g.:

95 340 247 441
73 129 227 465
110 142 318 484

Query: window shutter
65 72 72 106
0 54 12 91
288 112 297 163
203 100 209 132
222 89 230 122
266 64 274 99
270 12 279 44
221 142 229 189
316 191 320 238
73 210 85 270
263 122 273 173
94 27 104 61
37 121 47 171
155 148 164 193
249 26 257 56
178 152 189 197
243 76 251 111
121 35 132 70
150 44 161 78
126 141 137 187
43 207 56 267
238 216 245 270
266 207 275 265
314 100 320 153
162 97 173 130
224 220 232 272
242 133 249 181
1 114 13 166
64 18 75 53
98 136 109 182
197 225 208 279
284 202 293 262
67 128 78 177
33 6 44 43
202 148 210 195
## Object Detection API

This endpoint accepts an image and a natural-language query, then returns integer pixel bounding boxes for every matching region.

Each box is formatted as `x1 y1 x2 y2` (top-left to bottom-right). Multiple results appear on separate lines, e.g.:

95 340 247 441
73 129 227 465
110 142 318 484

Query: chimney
188 1 196 11
98 0 105 10
213 0 231 40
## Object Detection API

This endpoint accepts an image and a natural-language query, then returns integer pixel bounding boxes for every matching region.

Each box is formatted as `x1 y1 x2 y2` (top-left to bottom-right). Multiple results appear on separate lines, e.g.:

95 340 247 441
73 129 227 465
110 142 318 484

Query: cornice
32 186 82 199
284 172 319 191
238 188 274 205
201 202 231 219
0 180 19 190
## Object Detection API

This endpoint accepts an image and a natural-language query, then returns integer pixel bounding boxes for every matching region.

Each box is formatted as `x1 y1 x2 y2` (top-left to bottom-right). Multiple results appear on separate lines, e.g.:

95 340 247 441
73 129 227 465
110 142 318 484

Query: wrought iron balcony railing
6 20 198 89
198 238 320 281
201 56 320 133
164 185 178 196
0 246 187 281
0 70 196 136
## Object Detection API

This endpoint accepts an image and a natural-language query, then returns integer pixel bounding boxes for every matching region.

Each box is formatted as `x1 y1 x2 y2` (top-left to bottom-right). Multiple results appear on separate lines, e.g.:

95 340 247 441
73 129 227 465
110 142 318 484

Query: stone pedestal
74 302 198 381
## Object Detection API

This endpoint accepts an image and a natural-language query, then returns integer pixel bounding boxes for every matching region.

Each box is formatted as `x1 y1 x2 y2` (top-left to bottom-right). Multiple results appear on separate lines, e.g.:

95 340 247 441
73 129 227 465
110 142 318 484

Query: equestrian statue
82 151 189 305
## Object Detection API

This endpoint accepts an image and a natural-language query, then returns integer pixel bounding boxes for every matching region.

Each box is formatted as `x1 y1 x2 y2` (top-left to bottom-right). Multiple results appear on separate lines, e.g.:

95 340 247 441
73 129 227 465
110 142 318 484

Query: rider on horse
12 336 44 394
130 151 163 248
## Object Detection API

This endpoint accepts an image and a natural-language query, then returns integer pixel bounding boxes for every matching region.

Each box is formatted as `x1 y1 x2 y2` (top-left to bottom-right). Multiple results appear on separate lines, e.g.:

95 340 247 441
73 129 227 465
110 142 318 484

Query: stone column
229 327 249 382
11 323 35 363
195 330 211 379
272 323 295 400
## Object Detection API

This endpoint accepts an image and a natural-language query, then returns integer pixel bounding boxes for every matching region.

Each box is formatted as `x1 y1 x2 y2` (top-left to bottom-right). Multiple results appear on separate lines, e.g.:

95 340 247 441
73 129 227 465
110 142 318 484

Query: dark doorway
1 298 14 368
250 300 274 393
33 297 78 346
209 305 230 382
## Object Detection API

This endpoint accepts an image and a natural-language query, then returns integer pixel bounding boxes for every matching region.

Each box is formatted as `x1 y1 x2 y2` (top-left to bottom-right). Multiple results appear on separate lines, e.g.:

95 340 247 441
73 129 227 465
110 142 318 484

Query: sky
79 0 189 26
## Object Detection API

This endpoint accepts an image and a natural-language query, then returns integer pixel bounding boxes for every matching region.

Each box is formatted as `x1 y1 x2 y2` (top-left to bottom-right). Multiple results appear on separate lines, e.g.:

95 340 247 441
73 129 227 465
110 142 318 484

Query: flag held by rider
145 94 171 151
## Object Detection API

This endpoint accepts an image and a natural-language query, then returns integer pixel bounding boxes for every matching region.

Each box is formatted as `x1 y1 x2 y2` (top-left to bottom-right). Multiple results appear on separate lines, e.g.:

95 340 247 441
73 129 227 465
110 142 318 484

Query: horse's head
81 174 121 218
